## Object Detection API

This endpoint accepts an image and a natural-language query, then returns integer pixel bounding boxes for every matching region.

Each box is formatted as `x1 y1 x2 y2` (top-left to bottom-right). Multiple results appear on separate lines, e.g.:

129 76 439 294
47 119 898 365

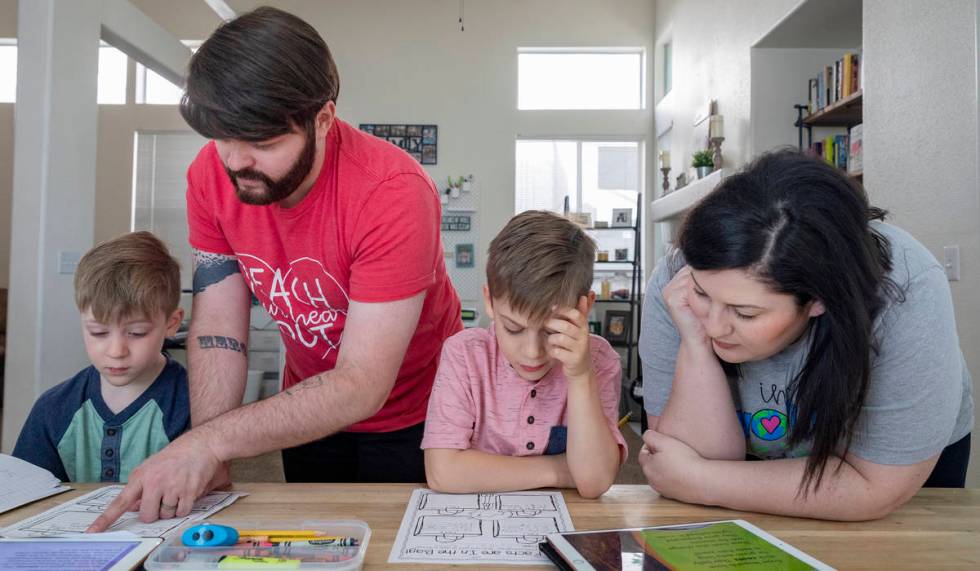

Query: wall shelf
650 168 727 222
802 89 862 127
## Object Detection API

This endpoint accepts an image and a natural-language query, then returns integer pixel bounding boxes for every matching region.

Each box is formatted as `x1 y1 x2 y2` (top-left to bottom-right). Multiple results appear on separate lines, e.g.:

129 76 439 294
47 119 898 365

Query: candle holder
661 166 671 194
709 137 725 171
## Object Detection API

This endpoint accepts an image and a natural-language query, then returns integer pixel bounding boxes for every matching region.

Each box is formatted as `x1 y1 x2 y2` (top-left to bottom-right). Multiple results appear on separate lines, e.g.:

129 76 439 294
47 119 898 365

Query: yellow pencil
617 412 632 428
238 530 323 537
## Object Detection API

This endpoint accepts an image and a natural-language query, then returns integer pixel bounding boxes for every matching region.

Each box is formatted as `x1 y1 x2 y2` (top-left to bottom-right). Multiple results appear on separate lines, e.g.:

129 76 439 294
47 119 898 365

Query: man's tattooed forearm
197 335 248 356
192 251 241 294
282 376 325 396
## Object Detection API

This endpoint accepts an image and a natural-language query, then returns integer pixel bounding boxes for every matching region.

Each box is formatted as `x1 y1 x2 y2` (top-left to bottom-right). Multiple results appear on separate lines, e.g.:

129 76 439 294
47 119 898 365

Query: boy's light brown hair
74 231 181 323
487 210 595 322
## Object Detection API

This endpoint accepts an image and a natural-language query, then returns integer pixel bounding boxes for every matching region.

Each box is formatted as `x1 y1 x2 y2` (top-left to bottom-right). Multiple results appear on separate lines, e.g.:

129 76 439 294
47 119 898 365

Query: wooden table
2 484 978 569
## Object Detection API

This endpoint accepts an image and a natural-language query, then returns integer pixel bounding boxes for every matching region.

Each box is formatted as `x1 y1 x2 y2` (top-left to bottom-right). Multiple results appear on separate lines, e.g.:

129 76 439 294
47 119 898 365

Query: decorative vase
696 166 712 179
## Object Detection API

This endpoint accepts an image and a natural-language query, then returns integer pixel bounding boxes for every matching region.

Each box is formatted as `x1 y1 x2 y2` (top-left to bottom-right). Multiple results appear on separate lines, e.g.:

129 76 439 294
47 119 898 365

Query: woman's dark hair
678 149 900 494
180 6 340 142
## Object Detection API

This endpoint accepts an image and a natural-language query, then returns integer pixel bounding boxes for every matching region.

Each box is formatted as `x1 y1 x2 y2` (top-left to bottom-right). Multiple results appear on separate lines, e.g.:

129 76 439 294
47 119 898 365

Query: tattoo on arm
282 376 325 396
197 335 248 356
193 250 241 295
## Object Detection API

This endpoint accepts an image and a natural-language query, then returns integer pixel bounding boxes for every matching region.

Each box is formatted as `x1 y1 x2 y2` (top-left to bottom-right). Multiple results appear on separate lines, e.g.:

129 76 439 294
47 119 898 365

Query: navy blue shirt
13 355 189 482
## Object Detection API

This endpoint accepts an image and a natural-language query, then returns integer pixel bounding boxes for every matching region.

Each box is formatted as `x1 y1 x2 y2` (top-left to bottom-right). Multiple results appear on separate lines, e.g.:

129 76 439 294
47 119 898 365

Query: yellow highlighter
218 555 301 569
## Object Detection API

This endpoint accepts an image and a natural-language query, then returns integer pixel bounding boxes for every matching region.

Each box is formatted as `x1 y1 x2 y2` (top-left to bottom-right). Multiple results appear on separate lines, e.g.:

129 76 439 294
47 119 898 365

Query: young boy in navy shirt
14 232 189 483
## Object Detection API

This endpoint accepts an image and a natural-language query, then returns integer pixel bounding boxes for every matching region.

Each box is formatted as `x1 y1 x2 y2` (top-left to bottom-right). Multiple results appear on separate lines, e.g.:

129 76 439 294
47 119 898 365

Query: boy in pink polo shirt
422 211 627 498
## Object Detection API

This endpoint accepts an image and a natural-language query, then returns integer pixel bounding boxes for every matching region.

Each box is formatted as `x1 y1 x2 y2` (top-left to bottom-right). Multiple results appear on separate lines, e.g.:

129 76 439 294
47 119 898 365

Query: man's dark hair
180 6 340 141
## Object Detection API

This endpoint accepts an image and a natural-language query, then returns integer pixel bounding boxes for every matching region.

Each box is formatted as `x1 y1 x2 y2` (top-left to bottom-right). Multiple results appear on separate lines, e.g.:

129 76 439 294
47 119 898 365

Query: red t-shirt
186 118 462 432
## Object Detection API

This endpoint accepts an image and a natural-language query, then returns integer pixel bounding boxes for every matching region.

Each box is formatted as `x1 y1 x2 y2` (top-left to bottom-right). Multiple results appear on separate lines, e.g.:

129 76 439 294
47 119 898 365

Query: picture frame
614 248 629 261
611 208 633 227
455 243 475 268
603 310 631 345
358 123 437 165
421 144 437 165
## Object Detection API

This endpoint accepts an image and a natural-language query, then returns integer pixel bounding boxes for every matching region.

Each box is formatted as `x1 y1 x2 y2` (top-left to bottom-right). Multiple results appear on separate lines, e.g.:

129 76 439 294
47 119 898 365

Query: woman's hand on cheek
662 267 711 350
638 429 709 505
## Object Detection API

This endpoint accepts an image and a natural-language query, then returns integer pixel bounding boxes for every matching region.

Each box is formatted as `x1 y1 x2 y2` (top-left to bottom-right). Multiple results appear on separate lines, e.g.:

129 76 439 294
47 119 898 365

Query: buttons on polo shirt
530 389 537 398
527 416 535 425
105 449 114 458
526 441 535 450
104 468 114 478
106 428 116 436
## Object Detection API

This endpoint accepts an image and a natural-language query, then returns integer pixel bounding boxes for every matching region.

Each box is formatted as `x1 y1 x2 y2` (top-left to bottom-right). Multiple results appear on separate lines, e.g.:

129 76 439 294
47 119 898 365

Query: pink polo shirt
421 325 628 463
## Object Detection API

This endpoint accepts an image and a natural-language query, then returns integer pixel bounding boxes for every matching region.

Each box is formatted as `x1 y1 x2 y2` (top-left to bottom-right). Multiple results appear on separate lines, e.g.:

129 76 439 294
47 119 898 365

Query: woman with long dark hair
639 149 973 520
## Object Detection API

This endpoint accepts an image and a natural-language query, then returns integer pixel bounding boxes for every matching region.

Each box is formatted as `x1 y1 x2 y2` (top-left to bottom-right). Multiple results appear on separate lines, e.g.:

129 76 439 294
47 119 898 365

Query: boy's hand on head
546 296 593 380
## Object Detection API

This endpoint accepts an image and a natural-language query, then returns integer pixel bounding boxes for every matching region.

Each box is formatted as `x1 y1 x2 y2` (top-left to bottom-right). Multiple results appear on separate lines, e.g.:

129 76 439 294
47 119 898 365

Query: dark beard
225 128 318 206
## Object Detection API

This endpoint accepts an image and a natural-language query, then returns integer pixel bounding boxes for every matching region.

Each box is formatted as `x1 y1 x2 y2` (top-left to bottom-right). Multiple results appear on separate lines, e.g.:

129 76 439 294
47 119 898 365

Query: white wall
863 0 980 486
653 0 800 184
0 0 656 447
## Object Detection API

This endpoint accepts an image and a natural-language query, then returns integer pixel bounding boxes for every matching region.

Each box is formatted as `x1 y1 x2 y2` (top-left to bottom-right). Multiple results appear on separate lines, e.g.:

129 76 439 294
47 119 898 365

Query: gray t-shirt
640 222 974 464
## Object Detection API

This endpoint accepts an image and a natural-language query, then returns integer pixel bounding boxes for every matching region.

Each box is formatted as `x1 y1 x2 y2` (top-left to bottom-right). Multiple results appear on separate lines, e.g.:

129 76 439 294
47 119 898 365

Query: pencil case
144 518 371 571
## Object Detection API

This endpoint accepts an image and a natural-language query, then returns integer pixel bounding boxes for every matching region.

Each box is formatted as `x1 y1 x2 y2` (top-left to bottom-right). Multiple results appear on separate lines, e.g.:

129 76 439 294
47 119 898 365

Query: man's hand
86 430 222 532
546 296 593 380
638 429 709 504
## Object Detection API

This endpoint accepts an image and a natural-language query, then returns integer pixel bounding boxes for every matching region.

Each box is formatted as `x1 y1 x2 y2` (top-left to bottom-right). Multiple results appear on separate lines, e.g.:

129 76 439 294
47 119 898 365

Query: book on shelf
808 134 850 172
807 53 861 114
848 123 864 174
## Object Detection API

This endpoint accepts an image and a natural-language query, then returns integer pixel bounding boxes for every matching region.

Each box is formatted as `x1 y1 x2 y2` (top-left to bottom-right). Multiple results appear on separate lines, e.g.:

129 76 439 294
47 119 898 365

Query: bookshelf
750 0 863 179
586 193 642 382
802 89 862 127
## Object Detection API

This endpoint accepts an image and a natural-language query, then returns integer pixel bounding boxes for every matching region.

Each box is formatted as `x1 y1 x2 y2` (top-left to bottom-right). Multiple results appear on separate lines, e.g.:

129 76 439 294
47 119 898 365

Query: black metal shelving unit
586 193 642 381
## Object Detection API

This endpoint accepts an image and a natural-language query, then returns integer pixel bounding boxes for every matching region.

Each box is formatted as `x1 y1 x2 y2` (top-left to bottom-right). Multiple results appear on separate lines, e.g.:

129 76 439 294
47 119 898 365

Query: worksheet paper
0 454 71 514
388 489 574 565
0 485 245 539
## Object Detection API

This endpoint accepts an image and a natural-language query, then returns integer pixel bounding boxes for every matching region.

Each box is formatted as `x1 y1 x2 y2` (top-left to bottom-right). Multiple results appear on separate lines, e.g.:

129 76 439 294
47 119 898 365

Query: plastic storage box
144 519 371 570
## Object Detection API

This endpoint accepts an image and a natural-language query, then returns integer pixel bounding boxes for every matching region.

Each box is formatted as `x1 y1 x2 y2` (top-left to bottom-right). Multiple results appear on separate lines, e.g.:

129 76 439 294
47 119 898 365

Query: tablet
0 536 163 571
542 519 834 571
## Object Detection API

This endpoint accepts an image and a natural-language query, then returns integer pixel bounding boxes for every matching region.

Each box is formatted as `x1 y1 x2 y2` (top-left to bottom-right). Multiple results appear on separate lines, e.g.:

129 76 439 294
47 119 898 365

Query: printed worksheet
388 489 574 565
0 486 245 539
0 454 70 514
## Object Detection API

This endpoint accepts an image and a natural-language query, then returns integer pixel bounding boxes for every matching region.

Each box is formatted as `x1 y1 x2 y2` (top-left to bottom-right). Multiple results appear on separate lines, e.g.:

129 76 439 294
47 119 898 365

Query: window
97 45 127 104
517 48 644 110
136 64 184 104
516 139 641 221
132 130 208 289
516 139 644 293
0 41 15 103
0 40 128 104
136 42 198 105
663 41 672 96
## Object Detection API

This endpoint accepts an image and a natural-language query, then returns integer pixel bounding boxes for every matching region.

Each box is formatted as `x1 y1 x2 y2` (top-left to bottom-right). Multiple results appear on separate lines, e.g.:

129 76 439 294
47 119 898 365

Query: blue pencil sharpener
182 523 239 547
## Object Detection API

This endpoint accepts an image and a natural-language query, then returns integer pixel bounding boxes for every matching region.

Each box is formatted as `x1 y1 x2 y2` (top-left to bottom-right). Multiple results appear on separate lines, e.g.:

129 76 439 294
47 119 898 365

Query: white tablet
0 536 163 571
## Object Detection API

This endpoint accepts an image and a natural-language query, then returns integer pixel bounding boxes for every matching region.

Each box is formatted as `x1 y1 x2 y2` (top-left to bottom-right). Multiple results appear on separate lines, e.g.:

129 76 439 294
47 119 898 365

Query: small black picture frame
603 310 631 345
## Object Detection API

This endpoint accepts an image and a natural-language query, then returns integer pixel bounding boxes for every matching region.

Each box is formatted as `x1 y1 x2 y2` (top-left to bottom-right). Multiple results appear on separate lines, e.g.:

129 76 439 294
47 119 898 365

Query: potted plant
692 149 714 179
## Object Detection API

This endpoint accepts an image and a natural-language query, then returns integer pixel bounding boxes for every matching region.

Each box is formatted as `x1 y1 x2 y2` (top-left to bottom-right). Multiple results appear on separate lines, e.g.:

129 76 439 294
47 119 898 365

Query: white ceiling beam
99 0 193 88
203 0 236 22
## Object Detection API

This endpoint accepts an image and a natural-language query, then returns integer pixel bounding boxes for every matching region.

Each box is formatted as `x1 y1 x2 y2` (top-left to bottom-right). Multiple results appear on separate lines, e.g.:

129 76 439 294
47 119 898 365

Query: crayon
273 539 360 547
